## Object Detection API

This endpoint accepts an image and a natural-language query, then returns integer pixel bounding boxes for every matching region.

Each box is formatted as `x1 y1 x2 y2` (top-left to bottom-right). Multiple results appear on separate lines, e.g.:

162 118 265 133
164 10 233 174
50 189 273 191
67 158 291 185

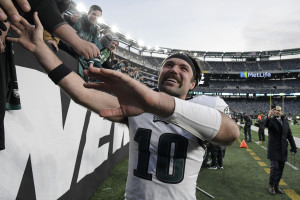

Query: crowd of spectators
203 59 300 72
225 98 300 117
37 3 158 88
207 61 228 72
195 87 298 95
3 1 298 94
204 79 299 90
40 2 299 95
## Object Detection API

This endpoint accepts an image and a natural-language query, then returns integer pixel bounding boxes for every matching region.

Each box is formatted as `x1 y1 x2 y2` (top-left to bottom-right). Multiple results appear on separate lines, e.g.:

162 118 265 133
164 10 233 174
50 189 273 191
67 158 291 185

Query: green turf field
290 125 300 138
90 128 300 200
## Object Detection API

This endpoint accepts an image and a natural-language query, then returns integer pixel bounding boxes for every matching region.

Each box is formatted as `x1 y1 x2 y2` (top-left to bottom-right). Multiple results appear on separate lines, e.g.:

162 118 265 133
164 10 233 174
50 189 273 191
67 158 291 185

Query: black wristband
48 64 72 84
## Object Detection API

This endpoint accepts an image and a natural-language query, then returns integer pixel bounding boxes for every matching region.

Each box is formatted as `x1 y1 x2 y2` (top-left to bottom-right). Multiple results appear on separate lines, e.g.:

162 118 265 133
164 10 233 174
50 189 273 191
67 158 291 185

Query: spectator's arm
63 13 79 25
7 12 122 122
22 0 100 59
21 0 67 33
53 24 100 59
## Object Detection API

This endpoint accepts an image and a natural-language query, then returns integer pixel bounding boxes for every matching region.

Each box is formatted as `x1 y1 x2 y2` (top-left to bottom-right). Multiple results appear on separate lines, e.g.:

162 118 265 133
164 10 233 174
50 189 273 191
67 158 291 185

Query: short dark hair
88 5 102 14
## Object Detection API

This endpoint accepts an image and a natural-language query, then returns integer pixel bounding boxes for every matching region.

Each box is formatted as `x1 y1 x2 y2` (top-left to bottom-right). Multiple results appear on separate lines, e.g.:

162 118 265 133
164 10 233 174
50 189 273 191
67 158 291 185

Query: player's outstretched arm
211 113 240 145
7 12 122 121
84 68 239 145
83 67 175 118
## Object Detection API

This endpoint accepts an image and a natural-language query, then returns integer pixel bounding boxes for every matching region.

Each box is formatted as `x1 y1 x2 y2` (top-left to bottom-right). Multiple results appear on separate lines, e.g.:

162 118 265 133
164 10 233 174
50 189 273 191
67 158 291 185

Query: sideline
239 123 300 148
239 123 299 170
259 145 298 170
238 139 300 200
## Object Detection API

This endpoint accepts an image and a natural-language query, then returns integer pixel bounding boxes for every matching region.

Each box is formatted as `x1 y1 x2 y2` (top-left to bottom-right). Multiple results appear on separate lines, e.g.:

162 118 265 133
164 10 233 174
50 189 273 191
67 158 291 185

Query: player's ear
189 79 196 90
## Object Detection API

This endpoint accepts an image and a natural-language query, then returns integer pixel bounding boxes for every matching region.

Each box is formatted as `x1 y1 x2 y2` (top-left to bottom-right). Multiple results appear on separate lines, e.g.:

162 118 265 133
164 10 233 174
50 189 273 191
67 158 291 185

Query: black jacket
258 116 266 129
265 116 297 161
244 115 252 127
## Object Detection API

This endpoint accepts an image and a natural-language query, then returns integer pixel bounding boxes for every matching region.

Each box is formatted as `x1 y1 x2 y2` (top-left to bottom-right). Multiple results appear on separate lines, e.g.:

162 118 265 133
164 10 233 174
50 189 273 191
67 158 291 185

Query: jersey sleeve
215 97 231 117
164 97 221 141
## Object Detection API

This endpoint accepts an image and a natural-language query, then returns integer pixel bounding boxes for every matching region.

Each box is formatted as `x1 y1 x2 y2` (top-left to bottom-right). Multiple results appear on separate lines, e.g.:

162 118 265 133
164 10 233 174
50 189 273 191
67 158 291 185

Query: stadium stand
112 45 300 117
225 97 300 117
2 2 300 200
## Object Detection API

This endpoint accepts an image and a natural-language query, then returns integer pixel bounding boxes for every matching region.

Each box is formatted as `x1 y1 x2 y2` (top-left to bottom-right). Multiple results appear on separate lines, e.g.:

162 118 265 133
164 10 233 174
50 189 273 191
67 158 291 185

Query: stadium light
155 46 160 51
76 2 87 13
138 40 144 47
111 26 119 33
126 34 132 40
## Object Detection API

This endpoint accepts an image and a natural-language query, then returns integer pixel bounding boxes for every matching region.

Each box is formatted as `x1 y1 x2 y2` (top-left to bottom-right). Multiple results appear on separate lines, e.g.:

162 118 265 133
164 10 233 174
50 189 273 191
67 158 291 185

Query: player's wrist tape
164 97 221 141
48 64 72 85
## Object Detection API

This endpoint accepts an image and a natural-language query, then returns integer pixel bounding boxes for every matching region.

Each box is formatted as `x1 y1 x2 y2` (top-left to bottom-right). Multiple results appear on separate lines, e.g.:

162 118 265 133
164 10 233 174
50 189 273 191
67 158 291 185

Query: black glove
290 148 297 155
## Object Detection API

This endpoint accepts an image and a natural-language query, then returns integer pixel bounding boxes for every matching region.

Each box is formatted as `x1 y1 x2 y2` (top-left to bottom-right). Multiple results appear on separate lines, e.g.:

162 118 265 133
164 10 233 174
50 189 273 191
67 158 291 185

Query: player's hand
83 66 154 117
82 66 174 118
6 12 45 53
0 0 31 22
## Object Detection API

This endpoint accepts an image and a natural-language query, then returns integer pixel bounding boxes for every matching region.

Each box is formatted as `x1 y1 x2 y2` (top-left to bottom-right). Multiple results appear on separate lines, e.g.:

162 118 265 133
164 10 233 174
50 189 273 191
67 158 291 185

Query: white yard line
259 140 298 170
239 123 299 170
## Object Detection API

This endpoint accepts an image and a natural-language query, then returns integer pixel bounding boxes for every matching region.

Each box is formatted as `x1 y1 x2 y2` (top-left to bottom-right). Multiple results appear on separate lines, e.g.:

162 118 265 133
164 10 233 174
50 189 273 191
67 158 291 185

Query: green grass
89 157 128 200
90 128 300 200
197 129 300 200
290 125 300 138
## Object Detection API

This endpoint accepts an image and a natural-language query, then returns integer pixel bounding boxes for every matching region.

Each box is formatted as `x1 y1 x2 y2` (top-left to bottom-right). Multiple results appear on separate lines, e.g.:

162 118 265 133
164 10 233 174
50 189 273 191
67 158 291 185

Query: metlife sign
240 71 271 78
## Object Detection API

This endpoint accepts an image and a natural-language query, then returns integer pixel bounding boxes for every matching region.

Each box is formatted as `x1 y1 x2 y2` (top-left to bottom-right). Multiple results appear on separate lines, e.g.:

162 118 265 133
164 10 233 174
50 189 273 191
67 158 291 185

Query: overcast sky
73 0 300 52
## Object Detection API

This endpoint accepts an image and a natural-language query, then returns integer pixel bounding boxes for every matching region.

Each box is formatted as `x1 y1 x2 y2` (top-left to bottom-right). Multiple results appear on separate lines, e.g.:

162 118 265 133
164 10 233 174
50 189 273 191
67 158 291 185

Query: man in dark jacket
243 113 252 142
258 113 266 144
265 105 297 195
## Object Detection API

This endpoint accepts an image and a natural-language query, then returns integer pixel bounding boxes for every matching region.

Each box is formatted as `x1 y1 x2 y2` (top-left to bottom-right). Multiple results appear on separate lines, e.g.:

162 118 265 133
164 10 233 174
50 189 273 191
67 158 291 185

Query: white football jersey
125 95 229 200
189 95 231 116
